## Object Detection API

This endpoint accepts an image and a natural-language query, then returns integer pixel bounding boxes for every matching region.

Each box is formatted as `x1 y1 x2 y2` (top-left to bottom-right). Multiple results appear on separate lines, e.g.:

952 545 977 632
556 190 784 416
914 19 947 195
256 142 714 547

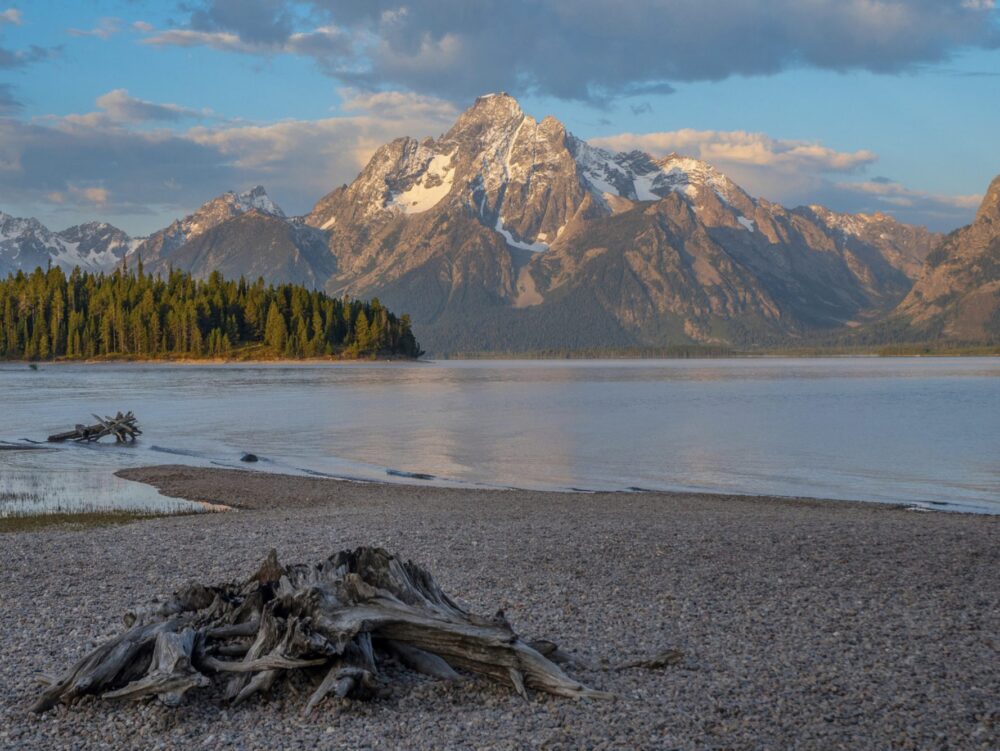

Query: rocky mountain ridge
889 175 1000 342
301 93 940 351
4 93 977 353
130 186 286 271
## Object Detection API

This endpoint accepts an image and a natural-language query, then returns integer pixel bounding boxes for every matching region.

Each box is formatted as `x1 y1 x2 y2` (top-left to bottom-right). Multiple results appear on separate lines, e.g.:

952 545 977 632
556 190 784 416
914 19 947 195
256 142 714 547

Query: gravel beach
1 465 998 750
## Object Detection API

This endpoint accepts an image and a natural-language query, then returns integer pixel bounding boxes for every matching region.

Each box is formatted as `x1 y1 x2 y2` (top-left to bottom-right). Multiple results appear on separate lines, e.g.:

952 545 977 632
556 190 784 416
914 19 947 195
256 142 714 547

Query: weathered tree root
32 547 611 714
47 411 141 444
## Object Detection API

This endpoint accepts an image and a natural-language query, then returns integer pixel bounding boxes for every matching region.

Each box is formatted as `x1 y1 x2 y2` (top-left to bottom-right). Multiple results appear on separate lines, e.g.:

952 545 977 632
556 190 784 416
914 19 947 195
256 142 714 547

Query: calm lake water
1 358 998 515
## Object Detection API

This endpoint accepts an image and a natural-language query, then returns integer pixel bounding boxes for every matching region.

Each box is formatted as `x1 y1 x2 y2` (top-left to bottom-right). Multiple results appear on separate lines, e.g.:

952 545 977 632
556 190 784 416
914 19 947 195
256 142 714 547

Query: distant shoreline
435 344 1000 359
0 354 424 366
2 347 998 365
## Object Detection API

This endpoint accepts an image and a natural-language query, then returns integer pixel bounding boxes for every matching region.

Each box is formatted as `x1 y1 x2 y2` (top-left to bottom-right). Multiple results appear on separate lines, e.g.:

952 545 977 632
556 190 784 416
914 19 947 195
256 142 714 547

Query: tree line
0 265 422 360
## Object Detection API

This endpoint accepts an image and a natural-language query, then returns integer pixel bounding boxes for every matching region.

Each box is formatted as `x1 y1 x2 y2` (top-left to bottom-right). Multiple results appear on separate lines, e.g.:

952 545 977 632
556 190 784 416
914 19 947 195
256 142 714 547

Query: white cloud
143 29 257 54
143 25 350 59
339 87 458 120
835 179 982 210
0 89 457 232
55 89 215 128
591 130 876 174
590 128 878 207
67 18 121 40
589 128 981 229
0 8 20 26
69 185 109 205
94 89 211 123
188 89 457 201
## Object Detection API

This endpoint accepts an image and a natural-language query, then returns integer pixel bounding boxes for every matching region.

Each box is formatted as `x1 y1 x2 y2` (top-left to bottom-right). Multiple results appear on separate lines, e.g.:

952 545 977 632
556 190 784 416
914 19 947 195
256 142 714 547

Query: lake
1 358 998 515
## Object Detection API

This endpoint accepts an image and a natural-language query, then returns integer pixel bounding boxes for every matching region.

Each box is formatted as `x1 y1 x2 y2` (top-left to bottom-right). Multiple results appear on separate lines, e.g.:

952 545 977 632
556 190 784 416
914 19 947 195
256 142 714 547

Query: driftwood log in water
32 547 611 715
47 411 141 444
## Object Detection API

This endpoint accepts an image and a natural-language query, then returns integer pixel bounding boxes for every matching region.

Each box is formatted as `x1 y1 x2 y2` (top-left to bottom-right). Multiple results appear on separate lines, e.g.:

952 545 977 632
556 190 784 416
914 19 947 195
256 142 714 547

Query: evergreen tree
353 311 373 354
264 301 288 353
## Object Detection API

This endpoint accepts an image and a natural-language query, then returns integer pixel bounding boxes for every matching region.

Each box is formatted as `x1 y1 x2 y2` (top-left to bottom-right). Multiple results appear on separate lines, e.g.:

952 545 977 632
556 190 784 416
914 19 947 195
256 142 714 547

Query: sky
0 0 998 235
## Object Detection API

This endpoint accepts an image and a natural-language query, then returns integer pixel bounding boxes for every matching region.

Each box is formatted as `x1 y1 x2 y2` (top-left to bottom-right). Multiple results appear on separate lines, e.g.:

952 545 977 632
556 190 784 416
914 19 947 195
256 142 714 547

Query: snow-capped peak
570 140 746 209
651 153 744 205
0 211 133 276
232 186 284 217
174 186 285 243
318 92 764 256
0 212 47 241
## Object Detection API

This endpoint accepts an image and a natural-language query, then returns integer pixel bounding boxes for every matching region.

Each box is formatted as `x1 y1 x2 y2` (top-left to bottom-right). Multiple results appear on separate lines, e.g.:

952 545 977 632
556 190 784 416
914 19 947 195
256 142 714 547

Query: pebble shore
1 465 997 750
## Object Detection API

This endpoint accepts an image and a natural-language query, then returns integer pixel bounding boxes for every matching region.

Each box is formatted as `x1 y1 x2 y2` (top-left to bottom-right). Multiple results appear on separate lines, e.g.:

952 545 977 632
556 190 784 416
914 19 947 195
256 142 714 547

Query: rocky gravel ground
1 465 998 750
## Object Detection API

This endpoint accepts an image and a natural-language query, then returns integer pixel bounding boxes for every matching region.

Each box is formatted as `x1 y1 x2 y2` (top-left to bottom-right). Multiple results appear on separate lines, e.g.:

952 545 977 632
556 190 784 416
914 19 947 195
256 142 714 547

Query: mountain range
0 213 137 278
2 93 996 352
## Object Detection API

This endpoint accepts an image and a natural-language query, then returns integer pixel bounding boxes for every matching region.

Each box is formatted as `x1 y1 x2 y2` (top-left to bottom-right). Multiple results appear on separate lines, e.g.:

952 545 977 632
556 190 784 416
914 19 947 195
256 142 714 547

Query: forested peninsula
0 265 422 361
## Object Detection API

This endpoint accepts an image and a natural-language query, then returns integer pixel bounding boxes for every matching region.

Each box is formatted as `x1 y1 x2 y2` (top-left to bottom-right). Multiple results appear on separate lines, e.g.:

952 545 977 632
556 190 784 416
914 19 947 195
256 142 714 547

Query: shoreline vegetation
0 510 173 534
1 350 429 365
0 265 422 362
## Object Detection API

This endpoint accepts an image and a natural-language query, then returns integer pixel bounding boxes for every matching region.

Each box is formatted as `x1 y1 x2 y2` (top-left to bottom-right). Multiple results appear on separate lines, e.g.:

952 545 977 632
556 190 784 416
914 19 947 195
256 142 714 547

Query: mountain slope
133 186 335 287
153 212 336 288
304 93 937 352
889 175 1000 342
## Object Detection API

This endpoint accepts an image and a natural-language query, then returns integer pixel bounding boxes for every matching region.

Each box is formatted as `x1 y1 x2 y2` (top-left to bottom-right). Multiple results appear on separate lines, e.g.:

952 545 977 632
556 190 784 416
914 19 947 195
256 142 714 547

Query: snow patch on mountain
49 241 118 271
633 172 660 202
738 216 755 232
495 217 549 252
389 151 456 214
570 139 634 201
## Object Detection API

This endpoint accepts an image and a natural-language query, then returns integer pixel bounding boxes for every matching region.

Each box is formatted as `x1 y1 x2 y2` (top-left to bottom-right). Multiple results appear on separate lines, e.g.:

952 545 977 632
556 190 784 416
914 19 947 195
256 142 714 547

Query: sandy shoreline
0 356 422 367
1 465 998 749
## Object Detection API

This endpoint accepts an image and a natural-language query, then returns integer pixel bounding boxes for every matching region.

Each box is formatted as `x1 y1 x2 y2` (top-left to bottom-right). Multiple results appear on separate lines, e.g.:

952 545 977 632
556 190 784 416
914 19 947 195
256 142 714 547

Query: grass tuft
0 510 184 533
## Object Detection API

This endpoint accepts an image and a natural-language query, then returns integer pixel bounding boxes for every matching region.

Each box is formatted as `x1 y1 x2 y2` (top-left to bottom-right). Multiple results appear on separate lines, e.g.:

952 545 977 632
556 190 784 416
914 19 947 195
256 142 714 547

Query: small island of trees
0 265 422 361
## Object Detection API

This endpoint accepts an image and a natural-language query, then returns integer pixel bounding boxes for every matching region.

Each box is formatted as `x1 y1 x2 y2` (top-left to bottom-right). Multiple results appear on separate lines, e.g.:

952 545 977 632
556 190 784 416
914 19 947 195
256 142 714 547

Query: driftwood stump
47 411 141 444
32 547 610 714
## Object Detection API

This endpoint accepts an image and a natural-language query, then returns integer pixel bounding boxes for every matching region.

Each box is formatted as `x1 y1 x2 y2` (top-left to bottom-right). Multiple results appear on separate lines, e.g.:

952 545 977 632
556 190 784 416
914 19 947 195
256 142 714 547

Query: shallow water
0 459 204 517
1 358 998 514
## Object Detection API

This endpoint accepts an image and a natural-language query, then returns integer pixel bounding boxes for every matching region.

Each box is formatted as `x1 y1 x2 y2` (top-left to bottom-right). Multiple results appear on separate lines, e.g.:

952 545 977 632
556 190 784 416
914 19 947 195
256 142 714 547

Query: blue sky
1 0 998 234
